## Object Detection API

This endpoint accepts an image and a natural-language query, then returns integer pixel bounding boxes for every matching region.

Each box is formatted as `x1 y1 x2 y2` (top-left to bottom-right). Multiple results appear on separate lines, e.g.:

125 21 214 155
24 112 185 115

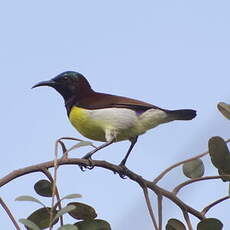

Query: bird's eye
63 76 68 80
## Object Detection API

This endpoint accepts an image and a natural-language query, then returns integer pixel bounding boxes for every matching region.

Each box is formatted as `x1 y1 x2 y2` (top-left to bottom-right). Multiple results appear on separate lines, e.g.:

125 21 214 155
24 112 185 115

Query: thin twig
56 137 97 158
49 139 59 230
173 175 230 195
183 210 193 230
153 138 230 184
201 196 230 216
153 151 208 184
55 137 97 159
142 186 158 230
0 197 21 230
41 168 63 226
62 141 97 159
58 140 67 153
58 137 97 149
157 195 163 230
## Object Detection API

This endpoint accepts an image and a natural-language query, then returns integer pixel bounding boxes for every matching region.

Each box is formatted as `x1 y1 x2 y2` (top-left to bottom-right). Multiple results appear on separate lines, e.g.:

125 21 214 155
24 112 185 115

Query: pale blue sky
1 1 230 229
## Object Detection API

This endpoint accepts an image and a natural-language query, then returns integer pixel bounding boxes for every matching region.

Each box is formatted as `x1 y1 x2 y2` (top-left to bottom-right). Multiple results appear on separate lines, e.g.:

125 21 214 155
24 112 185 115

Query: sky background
0 0 230 229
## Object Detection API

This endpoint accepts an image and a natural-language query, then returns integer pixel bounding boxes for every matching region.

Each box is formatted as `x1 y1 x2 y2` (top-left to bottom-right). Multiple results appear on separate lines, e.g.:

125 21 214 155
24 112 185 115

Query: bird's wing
78 92 162 111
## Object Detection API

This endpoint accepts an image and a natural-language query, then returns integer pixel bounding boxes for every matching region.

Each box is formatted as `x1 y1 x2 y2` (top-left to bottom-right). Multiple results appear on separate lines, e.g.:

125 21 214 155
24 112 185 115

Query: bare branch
201 196 230 216
0 158 205 221
56 137 97 158
142 186 158 229
157 195 163 230
41 168 63 226
57 137 97 159
183 210 193 230
0 197 21 230
173 175 230 195
57 140 67 153
153 138 230 184
51 139 59 220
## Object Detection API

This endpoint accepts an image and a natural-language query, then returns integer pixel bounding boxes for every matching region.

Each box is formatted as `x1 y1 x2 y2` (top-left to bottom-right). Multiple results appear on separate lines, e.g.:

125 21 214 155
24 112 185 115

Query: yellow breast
69 106 107 141
68 106 157 142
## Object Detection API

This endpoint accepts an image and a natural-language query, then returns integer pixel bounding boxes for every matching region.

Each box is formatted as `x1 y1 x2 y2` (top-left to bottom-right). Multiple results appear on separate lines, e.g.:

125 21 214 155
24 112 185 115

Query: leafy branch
1 102 230 229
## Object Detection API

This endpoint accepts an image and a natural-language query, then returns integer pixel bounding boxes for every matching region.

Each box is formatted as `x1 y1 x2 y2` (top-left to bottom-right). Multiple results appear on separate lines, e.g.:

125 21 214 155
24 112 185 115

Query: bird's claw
79 155 95 171
79 165 86 171
119 172 127 179
117 164 128 179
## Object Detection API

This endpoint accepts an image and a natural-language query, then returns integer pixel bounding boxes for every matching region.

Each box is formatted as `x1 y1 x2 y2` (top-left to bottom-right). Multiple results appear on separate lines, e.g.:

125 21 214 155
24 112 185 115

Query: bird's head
32 71 92 101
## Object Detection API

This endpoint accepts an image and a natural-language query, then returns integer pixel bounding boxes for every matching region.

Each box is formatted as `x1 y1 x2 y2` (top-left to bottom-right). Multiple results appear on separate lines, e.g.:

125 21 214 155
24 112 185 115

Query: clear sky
1 1 230 229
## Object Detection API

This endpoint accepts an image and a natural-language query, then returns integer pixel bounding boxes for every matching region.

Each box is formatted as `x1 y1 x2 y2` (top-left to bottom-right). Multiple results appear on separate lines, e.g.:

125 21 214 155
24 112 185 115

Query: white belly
81 107 169 142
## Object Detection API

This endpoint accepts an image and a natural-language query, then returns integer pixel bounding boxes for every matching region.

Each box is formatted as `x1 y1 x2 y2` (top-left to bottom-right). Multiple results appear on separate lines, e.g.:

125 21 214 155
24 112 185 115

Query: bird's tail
166 109 196 120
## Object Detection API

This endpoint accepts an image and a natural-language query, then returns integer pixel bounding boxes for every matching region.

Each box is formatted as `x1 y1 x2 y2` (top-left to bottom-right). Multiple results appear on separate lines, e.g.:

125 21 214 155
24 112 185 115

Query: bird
32 71 196 166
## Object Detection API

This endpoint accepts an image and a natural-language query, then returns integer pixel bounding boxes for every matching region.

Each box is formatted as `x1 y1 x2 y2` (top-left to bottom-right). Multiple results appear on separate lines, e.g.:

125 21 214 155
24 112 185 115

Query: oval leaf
27 207 58 230
197 218 223 230
69 141 94 152
75 219 111 230
61 194 82 200
166 218 186 230
53 205 76 224
218 168 230 182
68 202 97 220
217 102 230 120
57 224 79 230
208 136 230 175
15 195 45 207
19 219 40 230
183 159 204 178
34 180 53 197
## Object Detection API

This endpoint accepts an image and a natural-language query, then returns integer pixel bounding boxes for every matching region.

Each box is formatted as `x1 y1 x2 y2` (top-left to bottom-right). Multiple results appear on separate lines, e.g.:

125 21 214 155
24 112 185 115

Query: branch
0 197 21 230
41 168 63 226
201 196 230 216
153 151 208 184
49 139 60 229
153 138 230 184
0 158 205 220
183 210 193 230
157 195 163 230
173 175 230 195
56 137 97 158
142 186 158 229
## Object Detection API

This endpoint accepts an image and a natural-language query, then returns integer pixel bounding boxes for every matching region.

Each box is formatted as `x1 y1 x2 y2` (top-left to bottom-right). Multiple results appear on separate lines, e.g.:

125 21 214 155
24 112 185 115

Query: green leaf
217 102 230 120
218 168 230 182
34 180 53 197
75 219 111 230
57 224 79 230
68 202 97 220
27 207 58 230
19 219 41 230
182 159 205 179
208 136 230 179
61 194 82 200
166 218 186 230
69 141 94 151
197 218 223 230
15 195 45 207
52 205 76 224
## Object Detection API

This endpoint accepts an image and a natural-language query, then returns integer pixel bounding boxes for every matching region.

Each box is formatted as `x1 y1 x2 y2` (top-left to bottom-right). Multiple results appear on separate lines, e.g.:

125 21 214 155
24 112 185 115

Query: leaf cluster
16 179 111 230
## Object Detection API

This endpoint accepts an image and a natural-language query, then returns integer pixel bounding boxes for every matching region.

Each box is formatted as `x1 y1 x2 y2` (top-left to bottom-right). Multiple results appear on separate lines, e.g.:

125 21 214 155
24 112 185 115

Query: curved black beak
32 80 56 89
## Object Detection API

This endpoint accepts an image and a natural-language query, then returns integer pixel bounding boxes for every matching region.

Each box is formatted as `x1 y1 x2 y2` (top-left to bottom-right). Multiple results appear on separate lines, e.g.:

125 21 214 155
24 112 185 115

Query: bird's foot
117 163 128 179
79 155 95 171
